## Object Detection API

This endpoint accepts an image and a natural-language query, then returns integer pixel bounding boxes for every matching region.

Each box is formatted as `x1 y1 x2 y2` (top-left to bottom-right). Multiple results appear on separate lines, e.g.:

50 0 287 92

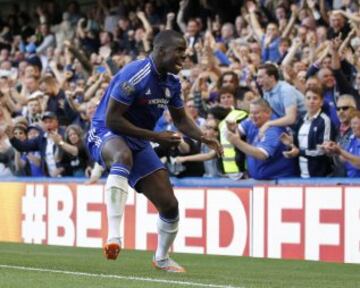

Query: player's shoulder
166 73 181 89
167 73 181 83
116 58 152 84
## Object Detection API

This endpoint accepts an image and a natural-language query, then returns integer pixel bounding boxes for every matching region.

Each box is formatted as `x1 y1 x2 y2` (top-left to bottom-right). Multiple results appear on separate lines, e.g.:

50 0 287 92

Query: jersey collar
149 55 160 75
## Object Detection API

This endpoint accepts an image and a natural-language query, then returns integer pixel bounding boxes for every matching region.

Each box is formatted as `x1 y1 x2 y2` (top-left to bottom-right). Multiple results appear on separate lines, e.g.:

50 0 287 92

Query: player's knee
160 198 179 219
112 150 133 168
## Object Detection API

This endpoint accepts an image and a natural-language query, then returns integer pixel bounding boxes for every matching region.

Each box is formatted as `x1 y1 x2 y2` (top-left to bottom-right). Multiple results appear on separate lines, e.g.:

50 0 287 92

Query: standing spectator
23 92 43 124
330 94 357 176
323 110 360 177
7 111 65 177
256 63 306 134
281 87 334 177
227 98 298 179
36 23 56 56
40 75 77 126
175 118 222 177
0 124 14 176
57 124 90 177
13 123 44 176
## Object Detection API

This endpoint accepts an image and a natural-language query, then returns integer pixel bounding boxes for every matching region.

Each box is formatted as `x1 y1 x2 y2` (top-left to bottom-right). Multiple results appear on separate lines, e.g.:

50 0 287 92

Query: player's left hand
201 135 223 157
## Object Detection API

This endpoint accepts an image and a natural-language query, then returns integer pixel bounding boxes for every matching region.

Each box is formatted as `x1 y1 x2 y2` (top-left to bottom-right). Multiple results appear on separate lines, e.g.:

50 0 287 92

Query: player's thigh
136 169 178 214
101 136 133 169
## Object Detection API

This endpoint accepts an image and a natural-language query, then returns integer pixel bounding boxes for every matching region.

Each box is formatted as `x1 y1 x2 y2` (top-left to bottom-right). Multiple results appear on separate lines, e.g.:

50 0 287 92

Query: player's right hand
154 131 182 147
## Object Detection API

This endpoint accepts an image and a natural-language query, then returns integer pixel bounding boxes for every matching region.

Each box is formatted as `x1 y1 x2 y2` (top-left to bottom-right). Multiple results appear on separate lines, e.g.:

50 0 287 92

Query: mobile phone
96 66 106 74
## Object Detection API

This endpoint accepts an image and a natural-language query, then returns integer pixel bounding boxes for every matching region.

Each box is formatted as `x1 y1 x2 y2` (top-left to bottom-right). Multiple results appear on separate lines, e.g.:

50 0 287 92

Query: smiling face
256 68 276 91
250 103 271 128
336 97 356 125
158 37 186 75
67 128 80 145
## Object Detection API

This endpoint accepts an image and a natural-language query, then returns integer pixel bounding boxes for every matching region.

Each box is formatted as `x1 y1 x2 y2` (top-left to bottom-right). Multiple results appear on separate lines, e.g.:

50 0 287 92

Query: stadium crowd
1 0 360 181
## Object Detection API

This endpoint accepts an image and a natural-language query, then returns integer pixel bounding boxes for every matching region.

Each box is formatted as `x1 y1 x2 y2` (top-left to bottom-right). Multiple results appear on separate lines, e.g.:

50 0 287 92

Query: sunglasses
336 106 351 112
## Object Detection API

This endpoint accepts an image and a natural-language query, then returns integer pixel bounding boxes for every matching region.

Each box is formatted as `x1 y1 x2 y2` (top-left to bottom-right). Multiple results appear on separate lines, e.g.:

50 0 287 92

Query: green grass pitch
0 242 359 288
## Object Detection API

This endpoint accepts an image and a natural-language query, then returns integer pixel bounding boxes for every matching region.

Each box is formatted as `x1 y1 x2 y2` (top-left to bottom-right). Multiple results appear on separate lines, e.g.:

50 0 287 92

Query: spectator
175 118 222 177
330 94 357 176
281 87 334 177
0 124 15 176
7 111 65 177
217 86 248 177
57 124 90 177
227 98 298 179
256 63 306 133
40 75 77 126
322 110 360 177
13 123 44 176
23 92 43 124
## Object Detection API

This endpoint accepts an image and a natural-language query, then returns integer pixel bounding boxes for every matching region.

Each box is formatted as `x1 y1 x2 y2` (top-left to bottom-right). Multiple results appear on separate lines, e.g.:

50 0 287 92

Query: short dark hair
153 30 184 49
305 86 324 98
218 86 235 97
258 63 280 80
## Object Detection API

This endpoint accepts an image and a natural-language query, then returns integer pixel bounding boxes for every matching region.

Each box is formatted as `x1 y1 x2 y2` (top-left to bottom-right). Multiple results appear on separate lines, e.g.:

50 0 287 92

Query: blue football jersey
92 57 183 132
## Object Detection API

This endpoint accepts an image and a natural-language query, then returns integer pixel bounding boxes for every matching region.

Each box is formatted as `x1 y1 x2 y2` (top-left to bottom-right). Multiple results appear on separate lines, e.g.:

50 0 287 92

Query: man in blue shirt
256 63 306 135
227 98 298 179
87 30 222 272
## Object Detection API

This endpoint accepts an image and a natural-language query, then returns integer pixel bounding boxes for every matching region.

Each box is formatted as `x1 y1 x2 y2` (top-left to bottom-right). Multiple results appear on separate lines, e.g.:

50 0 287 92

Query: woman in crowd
57 124 90 177
281 87 334 177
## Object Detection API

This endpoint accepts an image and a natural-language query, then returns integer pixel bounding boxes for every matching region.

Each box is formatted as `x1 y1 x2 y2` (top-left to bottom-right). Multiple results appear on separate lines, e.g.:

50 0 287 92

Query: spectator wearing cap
7 111 65 177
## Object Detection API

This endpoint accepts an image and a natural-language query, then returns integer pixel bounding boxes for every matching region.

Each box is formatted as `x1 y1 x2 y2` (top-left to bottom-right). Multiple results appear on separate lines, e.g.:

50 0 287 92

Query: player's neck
150 53 166 78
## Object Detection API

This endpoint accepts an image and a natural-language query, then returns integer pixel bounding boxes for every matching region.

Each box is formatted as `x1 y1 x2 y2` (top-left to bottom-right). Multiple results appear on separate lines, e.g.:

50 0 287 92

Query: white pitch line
0 264 244 288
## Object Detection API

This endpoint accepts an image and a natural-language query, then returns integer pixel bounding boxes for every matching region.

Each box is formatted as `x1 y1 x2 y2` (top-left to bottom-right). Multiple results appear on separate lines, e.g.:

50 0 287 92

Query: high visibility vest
219 109 248 174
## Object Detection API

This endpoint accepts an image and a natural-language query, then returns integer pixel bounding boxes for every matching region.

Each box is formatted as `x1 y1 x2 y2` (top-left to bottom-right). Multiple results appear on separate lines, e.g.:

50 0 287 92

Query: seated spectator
227 98 298 179
322 110 360 177
280 87 334 177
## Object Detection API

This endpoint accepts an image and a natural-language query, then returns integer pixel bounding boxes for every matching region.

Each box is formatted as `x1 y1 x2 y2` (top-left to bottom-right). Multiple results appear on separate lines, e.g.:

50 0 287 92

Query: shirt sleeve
281 84 298 109
239 118 251 136
110 63 146 105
